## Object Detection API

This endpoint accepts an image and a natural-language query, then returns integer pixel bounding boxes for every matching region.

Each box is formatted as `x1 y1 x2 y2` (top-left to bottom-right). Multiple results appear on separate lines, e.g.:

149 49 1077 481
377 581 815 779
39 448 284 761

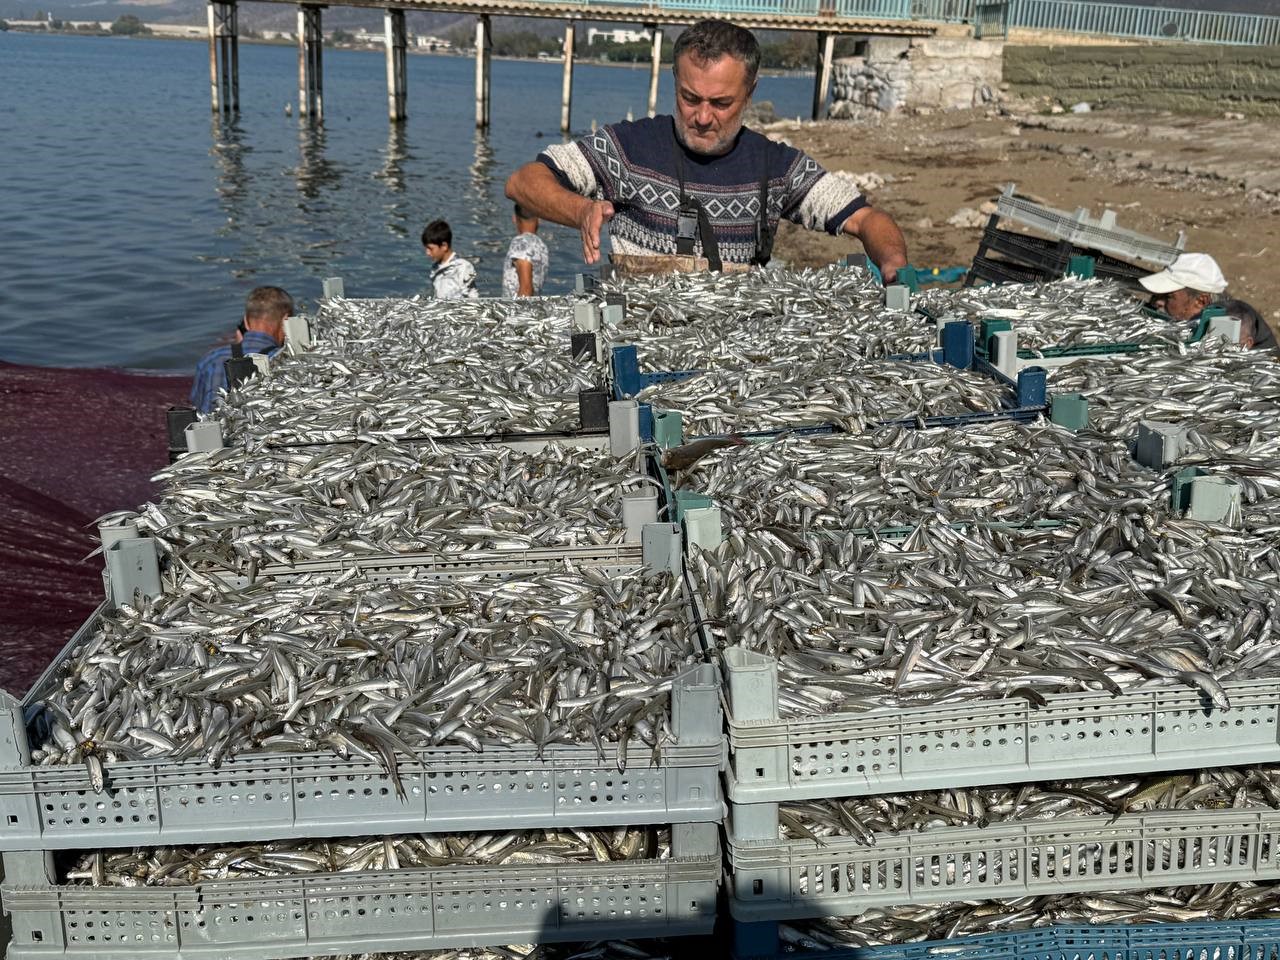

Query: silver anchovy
66 826 669 886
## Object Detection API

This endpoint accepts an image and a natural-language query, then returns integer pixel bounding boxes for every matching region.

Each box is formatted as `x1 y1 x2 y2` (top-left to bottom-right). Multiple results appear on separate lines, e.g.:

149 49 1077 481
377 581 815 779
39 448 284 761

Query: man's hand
842 206 908 285
578 199 615 265
506 162 614 266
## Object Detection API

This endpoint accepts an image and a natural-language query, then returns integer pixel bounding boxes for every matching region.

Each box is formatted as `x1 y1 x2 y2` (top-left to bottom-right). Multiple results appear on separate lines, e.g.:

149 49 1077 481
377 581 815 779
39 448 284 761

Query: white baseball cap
1139 252 1227 295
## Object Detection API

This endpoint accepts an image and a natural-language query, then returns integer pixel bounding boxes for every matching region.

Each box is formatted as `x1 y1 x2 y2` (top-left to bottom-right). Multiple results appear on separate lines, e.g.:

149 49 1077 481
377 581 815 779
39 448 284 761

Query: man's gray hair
672 19 761 87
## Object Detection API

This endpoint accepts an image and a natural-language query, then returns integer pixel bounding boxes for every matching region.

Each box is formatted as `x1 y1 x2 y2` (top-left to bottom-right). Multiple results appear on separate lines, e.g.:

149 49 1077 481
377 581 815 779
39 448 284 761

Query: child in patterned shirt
502 203 549 298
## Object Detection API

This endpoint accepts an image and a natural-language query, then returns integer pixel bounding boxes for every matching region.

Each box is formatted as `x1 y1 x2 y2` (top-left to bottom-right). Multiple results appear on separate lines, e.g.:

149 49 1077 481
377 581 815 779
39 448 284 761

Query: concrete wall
1004 45 1280 117
830 37 1002 116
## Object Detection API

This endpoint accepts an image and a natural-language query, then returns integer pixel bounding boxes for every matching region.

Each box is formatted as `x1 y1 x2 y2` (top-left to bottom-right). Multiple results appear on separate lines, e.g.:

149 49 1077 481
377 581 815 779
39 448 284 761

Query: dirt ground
767 102 1280 327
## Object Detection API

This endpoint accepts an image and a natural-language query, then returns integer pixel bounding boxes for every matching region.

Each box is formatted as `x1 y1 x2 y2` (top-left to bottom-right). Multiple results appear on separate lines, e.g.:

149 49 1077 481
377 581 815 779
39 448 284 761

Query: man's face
673 53 755 156
424 242 449 264
1153 287 1209 322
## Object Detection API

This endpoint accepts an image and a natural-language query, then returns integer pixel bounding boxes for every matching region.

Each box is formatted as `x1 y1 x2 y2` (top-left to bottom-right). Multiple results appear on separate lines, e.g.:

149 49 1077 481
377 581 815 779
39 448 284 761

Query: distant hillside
4 0 1280 32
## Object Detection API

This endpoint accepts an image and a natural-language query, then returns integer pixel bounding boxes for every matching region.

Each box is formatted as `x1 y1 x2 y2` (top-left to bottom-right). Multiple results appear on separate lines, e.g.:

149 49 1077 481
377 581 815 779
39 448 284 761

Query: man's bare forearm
843 206 909 282
505 162 593 230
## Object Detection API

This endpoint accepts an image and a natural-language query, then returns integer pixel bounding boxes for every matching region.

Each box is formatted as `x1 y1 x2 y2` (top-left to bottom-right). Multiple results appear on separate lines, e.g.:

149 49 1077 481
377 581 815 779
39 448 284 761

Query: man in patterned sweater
505 19 907 280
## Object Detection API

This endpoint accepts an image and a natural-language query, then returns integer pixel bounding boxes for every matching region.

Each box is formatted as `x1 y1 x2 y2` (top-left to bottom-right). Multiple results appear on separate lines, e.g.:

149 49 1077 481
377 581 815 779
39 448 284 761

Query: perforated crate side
730 920 1280 960
2 857 721 960
0 737 723 851
723 650 1280 803
725 809 1280 922
1 647 721 850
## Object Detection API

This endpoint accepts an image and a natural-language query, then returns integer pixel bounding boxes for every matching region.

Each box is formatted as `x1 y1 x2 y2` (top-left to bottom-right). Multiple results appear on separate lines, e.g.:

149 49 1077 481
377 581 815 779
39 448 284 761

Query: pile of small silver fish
218 296 602 441
66 827 669 886
32 569 696 777
780 884 1280 948
915 276 1182 349
679 424 1162 532
139 443 651 572
604 267 934 370
688 520 1280 715
777 766 1280 844
1048 345 1280 455
637 359 1011 435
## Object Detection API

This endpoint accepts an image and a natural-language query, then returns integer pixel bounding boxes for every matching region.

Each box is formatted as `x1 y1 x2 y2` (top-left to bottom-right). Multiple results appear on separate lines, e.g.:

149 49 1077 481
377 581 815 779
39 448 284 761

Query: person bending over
190 285 292 414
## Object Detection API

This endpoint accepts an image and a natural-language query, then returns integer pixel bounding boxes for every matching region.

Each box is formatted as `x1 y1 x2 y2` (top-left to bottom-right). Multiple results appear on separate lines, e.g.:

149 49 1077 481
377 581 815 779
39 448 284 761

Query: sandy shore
768 103 1280 326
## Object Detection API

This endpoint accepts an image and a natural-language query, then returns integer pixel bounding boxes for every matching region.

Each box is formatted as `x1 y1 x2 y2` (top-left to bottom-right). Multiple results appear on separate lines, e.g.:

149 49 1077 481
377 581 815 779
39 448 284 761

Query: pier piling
561 23 575 134
475 15 492 129
812 31 834 120
298 5 325 121
647 26 663 118
206 1 239 114
384 8 407 122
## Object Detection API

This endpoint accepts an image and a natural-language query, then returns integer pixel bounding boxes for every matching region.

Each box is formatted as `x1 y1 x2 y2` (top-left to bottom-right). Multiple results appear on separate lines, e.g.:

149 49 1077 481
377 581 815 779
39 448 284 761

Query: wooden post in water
474 15 491 129
313 8 325 122
297 6 324 121
207 1 238 114
228 1 239 112
384 8 407 123
207 4 220 112
811 31 834 121
560 22 575 134
647 26 663 118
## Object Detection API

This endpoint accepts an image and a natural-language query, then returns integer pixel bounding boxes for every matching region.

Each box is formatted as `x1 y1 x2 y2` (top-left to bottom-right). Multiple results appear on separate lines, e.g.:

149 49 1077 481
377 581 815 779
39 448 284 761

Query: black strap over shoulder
754 145 774 267
671 126 723 273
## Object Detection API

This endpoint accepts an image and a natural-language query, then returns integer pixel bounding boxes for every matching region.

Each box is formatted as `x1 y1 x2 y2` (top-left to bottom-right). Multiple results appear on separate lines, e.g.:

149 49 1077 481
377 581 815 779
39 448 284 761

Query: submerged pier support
647 26 663 118
384 7 407 122
560 23 575 134
475 15 492 129
206 0 239 114
812 31 834 120
298 5 325 121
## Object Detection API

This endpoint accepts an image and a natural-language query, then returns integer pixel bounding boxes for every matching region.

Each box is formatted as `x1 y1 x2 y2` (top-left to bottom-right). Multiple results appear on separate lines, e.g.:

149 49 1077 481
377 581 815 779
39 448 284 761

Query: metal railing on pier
1006 0 1280 46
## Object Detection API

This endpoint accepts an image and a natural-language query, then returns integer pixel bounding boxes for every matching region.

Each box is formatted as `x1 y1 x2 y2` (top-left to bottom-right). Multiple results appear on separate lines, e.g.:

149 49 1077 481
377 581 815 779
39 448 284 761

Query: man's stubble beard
673 116 742 158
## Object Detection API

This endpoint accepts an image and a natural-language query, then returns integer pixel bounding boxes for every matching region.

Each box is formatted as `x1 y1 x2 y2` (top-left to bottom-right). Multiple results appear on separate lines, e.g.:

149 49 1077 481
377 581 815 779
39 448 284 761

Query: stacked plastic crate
965 186 1186 291
0 294 723 960
628 271 1280 959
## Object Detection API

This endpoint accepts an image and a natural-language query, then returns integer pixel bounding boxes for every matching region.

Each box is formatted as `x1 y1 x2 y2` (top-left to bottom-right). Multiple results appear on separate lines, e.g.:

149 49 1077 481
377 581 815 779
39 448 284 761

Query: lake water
0 31 815 370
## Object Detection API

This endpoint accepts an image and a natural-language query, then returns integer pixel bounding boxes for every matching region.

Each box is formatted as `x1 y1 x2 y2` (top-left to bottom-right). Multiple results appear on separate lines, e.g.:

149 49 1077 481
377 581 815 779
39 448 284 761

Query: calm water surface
0 31 814 370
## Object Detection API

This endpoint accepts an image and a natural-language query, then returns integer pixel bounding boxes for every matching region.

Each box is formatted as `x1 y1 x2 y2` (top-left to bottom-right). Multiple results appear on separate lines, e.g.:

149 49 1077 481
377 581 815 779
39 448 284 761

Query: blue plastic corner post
1017 366 1048 408
637 403 655 442
897 264 920 292
611 345 641 399
941 321 975 369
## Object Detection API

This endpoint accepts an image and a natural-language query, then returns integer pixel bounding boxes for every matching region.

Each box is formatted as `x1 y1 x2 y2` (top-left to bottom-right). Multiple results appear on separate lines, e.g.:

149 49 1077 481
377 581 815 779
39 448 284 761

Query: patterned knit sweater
539 116 866 265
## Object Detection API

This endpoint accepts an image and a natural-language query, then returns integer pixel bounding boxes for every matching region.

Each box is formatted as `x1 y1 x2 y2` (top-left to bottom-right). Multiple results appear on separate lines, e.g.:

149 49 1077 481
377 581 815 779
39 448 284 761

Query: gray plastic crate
995 187 1185 266
724 807 1280 922
721 647 1280 804
0 585 723 849
0 827 720 959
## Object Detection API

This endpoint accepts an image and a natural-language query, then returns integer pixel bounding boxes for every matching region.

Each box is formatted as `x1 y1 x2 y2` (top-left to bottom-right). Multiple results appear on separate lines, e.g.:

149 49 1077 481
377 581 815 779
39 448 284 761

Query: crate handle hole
754 768 764 778
32 931 43 943
6 815 16 825
752 880 763 895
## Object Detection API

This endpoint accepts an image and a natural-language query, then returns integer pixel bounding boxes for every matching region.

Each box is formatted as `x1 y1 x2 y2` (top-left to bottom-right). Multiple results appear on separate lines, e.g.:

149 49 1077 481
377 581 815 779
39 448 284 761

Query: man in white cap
1140 252 1273 350
1139 252 1227 323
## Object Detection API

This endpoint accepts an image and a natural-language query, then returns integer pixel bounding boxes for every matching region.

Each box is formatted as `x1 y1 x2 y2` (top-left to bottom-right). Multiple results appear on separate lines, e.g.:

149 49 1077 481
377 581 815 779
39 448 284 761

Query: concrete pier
206 1 239 113
812 31 834 120
475 14 492 129
298 5 324 121
647 26 663 118
384 8 407 122
561 23 575 134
